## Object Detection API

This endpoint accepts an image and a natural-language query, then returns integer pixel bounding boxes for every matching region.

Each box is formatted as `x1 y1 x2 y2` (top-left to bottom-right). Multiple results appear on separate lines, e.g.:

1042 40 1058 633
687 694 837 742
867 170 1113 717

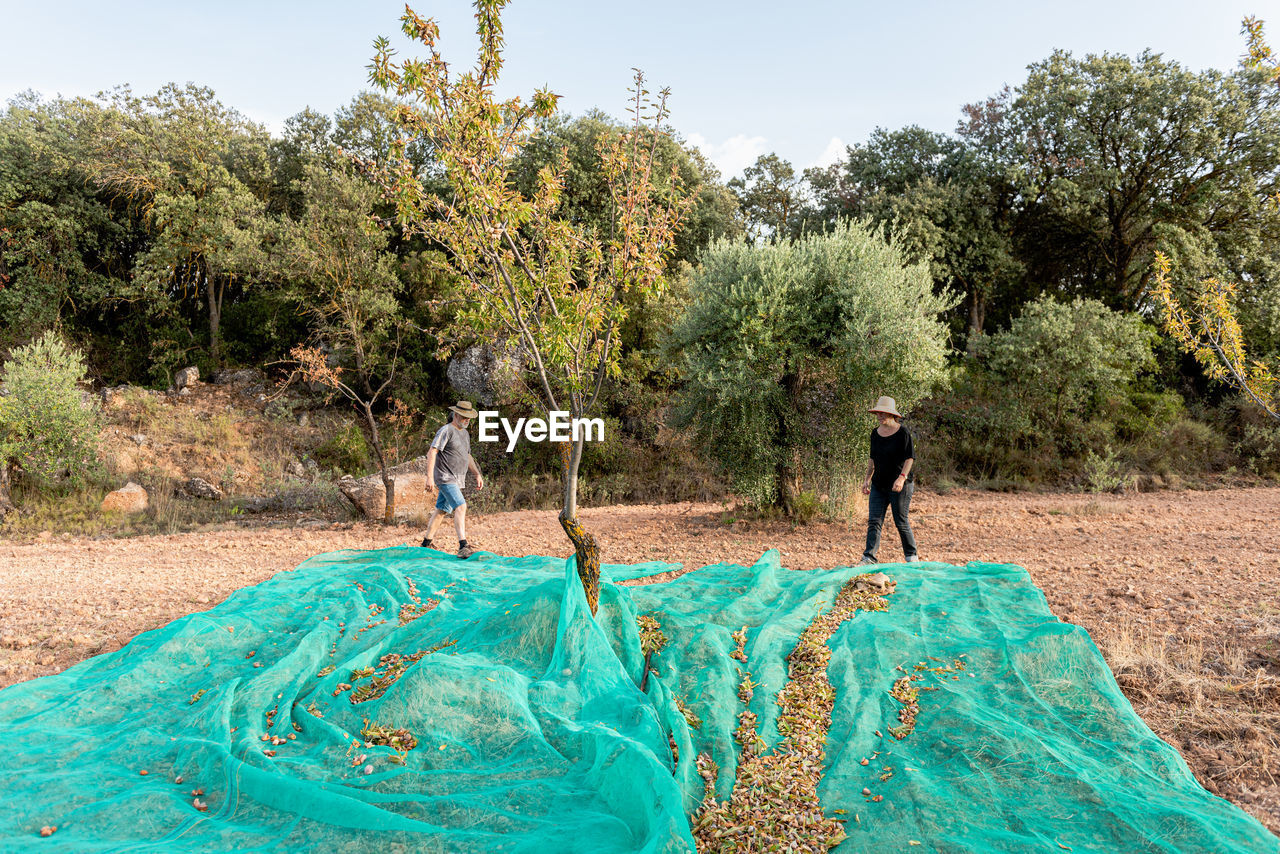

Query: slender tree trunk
775 371 801 516
206 264 223 367
360 401 395 524
968 290 986 337
558 437 601 615
0 463 14 518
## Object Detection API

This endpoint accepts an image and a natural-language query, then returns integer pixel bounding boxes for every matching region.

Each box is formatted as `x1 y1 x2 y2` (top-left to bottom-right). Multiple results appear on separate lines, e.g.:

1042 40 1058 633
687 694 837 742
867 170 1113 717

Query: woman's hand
891 473 907 493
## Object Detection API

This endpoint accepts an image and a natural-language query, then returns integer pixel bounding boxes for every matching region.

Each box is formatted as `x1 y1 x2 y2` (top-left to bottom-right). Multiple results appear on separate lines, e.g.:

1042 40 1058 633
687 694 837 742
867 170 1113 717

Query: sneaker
858 556 877 566
420 537 433 548
457 544 475 559
905 555 920 563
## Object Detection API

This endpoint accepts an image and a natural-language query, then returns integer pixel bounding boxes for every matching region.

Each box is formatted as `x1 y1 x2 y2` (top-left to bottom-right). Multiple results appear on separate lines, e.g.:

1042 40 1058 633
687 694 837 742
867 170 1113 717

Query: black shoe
420 537 432 548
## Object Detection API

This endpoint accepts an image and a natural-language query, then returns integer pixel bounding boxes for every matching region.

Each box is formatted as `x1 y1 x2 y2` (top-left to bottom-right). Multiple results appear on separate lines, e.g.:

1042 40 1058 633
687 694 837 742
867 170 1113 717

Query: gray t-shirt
430 423 471 488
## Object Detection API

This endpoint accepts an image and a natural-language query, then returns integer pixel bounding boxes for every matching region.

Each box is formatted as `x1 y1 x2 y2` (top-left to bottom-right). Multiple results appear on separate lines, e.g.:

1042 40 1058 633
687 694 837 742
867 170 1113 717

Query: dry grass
1097 617 1280 832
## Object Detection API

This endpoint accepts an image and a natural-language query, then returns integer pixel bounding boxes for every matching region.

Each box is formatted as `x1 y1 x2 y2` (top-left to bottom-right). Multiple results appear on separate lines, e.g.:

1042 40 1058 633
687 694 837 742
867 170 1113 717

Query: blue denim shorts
435 482 466 513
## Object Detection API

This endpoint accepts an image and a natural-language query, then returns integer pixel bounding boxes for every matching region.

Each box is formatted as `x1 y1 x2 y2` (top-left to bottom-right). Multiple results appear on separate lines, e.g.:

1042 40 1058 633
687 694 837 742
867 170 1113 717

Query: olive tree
669 220 956 514
0 331 101 512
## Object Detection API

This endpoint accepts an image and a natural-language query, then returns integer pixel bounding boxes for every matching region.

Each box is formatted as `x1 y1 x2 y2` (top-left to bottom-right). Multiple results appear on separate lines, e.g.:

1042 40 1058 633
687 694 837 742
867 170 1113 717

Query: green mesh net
0 547 1275 852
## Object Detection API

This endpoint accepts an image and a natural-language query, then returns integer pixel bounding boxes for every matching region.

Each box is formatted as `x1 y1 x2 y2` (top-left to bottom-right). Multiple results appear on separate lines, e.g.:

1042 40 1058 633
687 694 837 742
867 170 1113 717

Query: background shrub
0 331 102 491
311 421 371 475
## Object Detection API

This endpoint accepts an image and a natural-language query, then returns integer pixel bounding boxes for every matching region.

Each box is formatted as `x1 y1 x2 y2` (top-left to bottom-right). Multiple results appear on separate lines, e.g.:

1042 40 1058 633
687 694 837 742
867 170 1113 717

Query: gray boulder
174 366 200 389
215 369 261 386
446 344 520 407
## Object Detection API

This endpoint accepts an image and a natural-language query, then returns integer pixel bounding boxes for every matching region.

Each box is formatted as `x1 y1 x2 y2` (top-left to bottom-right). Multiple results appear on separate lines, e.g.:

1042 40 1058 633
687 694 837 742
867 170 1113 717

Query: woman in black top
859 396 918 564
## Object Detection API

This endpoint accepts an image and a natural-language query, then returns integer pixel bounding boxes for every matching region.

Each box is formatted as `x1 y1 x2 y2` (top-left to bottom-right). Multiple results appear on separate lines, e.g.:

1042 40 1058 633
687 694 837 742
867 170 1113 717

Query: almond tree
1153 253 1278 421
368 2 690 613
1150 17 1280 423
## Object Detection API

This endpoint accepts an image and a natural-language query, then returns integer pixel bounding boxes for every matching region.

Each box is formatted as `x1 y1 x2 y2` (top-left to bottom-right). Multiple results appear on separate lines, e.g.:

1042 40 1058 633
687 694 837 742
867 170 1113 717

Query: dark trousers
863 483 917 561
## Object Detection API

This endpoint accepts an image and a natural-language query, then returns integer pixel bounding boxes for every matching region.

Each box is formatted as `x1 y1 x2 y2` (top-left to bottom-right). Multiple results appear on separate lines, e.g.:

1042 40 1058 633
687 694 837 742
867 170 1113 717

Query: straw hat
449 400 479 418
868 396 902 418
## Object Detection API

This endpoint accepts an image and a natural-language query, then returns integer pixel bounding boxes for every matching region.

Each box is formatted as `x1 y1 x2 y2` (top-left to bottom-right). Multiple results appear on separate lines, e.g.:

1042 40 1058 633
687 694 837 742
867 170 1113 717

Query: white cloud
687 132 769 180
807 136 847 170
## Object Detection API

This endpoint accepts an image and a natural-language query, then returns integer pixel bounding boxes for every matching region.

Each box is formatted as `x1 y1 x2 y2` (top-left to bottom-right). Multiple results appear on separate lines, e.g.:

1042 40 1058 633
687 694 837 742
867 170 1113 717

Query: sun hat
868 396 902 418
449 401 479 418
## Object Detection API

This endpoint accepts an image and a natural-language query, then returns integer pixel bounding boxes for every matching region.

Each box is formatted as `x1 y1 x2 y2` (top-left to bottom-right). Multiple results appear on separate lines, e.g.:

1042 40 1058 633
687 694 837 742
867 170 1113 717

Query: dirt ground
2 487 1278 835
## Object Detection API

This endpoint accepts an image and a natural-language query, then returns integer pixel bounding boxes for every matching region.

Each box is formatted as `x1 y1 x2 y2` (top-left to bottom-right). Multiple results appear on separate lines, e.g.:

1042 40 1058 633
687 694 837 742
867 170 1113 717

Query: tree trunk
361 402 395 524
558 437 601 615
967 290 986 337
559 512 601 615
775 371 801 516
0 464 14 519
207 266 223 367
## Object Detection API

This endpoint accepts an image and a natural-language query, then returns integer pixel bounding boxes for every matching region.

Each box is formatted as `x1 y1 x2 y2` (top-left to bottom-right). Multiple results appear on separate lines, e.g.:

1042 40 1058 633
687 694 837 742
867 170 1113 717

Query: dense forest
2 35 1279 520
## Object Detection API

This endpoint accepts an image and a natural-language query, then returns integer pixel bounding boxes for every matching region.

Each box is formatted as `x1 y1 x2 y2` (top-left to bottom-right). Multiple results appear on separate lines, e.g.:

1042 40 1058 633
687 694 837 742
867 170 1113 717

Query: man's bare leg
454 504 467 543
421 508 448 547
454 504 474 557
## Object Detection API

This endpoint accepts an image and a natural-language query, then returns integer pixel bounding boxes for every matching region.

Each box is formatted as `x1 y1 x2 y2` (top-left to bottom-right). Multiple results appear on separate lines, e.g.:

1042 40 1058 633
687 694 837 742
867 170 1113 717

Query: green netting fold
0 546 1274 853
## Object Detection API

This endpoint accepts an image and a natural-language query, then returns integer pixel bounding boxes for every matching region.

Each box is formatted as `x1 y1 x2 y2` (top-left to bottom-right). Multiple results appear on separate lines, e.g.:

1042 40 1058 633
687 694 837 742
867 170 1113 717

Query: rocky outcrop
214 369 261 386
179 477 223 501
446 344 519 406
101 482 149 514
174 367 199 389
337 456 436 521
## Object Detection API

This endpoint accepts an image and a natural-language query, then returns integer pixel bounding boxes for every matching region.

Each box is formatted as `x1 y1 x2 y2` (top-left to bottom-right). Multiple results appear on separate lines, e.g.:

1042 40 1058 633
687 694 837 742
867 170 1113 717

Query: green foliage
1002 51 1280 310
670 220 956 512
84 83 273 366
976 296 1155 435
312 422 371 475
0 331 101 490
917 301 1172 484
1081 447 1131 493
790 490 824 524
0 94 134 352
512 111 739 269
1236 420 1280 475
1156 419 1228 474
728 153 804 242
278 163 404 362
804 127 1021 342
1112 390 1185 445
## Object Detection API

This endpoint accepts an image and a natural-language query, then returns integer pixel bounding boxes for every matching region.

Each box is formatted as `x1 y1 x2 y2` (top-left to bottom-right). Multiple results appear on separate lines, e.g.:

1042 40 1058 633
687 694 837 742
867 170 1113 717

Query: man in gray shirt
420 401 485 558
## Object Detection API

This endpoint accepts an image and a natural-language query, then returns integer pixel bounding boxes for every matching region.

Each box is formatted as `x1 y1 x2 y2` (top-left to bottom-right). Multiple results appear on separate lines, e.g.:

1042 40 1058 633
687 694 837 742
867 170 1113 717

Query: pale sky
0 1 1270 178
